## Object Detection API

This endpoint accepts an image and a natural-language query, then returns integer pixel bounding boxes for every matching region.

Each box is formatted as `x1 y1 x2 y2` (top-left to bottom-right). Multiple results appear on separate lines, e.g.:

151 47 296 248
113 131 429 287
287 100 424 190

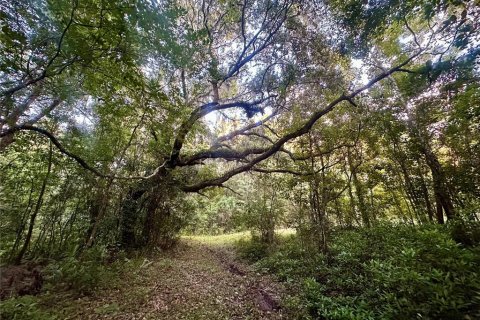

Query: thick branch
251 167 309 176
252 158 342 176
179 147 269 166
168 96 273 166
25 99 62 125
214 107 279 145
181 52 421 192
0 125 166 180
1 124 105 176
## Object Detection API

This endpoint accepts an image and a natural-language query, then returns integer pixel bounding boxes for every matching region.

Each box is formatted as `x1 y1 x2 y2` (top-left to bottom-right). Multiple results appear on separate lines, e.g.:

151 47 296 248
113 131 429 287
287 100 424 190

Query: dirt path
54 239 288 319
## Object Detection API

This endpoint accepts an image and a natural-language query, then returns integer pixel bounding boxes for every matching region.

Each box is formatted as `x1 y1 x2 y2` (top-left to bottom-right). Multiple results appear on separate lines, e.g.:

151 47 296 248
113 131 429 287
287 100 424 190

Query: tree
1 0 478 254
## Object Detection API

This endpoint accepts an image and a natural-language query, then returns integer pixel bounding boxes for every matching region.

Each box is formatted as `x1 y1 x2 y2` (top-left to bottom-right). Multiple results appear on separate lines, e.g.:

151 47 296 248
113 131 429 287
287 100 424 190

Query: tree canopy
1 0 480 318
1 0 479 260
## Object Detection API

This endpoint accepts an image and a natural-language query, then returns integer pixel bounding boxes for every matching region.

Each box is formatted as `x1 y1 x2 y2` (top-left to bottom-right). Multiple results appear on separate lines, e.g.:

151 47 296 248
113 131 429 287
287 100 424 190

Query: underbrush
0 246 144 319
237 222 480 320
0 295 55 320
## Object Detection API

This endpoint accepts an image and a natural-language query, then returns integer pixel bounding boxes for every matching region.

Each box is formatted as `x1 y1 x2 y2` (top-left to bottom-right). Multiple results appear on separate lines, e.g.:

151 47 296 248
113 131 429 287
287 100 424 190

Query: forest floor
42 233 290 319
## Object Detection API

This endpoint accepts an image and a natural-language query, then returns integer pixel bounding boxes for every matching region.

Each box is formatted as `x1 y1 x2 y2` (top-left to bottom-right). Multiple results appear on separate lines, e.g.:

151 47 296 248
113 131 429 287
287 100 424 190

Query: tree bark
347 148 370 227
435 193 445 224
421 145 455 221
307 135 328 252
15 143 53 264
416 160 435 221
119 168 181 249
119 187 147 248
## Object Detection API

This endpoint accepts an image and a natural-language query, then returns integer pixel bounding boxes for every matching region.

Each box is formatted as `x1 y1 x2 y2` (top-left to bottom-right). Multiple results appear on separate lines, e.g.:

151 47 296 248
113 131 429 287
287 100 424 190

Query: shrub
42 246 116 295
236 238 270 262
0 295 56 320
242 223 480 319
448 219 480 246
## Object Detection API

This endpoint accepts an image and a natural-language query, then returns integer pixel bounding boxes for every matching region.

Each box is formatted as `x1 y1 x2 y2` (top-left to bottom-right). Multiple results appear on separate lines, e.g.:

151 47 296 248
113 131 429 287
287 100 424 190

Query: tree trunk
84 179 114 249
119 168 181 250
422 146 455 221
347 148 370 227
416 160 435 221
15 143 53 264
260 188 276 245
10 181 35 261
435 194 445 224
307 135 329 252
346 175 360 226
119 187 147 248
0 133 15 151
398 160 427 223
143 185 169 248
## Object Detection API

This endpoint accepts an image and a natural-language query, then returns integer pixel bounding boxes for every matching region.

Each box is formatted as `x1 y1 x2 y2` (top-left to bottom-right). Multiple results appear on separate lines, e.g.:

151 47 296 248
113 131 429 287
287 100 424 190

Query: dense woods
1 0 479 319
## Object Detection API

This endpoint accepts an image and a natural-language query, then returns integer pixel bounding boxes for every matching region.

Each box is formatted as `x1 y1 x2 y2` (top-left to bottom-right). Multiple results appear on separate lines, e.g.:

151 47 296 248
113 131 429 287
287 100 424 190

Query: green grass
183 228 296 246
275 228 296 237
183 231 251 246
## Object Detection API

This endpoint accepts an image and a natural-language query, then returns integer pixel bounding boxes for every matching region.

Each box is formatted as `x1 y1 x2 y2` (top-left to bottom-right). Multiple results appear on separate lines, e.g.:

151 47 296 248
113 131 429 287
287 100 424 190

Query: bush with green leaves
42 246 121 295
0 295 56 320
236 237 271 262
242 223 480 319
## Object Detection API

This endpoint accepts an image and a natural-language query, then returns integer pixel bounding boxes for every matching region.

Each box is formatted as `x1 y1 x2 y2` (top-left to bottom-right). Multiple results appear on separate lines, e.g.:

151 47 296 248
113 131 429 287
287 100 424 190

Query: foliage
237 237 272 262
245 223 480 319
42 246 117 295
0 295 56 320
183 191 244 235
0 0 479 317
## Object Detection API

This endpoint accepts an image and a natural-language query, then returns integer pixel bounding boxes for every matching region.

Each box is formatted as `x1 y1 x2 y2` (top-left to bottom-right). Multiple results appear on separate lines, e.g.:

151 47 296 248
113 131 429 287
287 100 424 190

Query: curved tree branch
1 124 105 176
168 95 275 166
0 125 166 180
213 106 280 145
181 52 422 192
